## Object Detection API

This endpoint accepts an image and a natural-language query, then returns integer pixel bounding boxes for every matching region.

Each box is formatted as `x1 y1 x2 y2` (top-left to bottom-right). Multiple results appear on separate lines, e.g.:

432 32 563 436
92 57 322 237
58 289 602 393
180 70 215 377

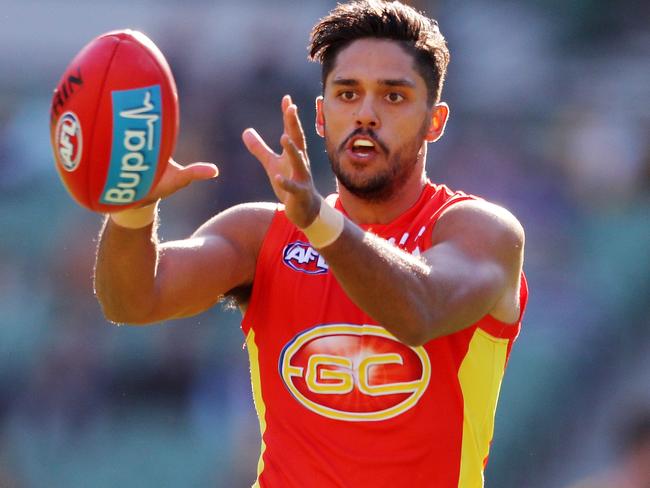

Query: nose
355 97 380 129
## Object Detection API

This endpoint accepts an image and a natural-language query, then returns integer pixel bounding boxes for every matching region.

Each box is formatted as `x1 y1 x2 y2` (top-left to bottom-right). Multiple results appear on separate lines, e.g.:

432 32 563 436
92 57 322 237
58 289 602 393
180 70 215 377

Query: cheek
321 110 348 138
389 110 429 138
322 103 340 122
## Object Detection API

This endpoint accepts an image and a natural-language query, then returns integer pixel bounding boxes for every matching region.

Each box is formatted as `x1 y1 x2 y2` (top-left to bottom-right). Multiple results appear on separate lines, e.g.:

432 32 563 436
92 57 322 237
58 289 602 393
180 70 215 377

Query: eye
385 92 405 103
339 91 358 102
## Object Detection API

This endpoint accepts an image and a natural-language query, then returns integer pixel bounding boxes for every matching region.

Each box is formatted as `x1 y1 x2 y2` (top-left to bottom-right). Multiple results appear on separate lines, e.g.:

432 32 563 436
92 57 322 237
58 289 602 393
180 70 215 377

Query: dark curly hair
308 0 450 106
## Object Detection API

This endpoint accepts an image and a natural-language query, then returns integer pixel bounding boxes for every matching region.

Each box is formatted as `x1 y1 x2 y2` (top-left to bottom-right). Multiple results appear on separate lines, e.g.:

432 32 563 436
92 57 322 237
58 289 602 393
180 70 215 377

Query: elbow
384 288 429 347
398 333 428 348
101 311 143 326
383 296 442 347
391 317 436 348
94 278 159 325
98 303 136 325
101 308 154 326
96 294 155 326
398 323 446 347
392 305 456 347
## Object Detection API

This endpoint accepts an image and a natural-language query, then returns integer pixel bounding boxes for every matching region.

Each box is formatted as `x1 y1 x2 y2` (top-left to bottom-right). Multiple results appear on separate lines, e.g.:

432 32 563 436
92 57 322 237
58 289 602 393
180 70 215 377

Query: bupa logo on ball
283 241 328 275
55 111 83 172
279 324 431 421
101 85 162 205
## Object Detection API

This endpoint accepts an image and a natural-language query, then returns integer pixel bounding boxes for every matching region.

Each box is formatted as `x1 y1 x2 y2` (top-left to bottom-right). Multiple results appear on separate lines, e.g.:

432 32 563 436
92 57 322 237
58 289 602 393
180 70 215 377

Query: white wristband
109 201 159 229
302 199 344 248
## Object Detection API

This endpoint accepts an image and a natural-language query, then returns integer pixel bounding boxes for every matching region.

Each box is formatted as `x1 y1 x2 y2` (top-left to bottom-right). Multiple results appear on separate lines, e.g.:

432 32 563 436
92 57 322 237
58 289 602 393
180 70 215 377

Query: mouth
346 136 380 159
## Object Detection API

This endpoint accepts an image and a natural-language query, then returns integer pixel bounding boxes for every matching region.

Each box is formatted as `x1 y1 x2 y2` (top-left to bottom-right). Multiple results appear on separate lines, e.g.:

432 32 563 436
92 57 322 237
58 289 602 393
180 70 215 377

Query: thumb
183 162 219 179
177 162 220 186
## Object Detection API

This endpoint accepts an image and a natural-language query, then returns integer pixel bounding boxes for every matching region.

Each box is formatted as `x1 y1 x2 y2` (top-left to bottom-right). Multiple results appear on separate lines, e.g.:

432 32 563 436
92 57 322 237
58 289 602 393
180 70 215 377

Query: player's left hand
242 95 321 229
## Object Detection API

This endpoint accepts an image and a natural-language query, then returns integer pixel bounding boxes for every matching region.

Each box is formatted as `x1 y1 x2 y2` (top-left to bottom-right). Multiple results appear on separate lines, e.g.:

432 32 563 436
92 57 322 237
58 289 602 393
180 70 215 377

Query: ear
425 102 450 143
315 96 325 138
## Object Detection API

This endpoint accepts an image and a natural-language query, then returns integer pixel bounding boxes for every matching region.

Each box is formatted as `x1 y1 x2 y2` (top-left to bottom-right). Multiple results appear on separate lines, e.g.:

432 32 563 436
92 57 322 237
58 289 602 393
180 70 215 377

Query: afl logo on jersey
279 324 431 421
282 241 328 275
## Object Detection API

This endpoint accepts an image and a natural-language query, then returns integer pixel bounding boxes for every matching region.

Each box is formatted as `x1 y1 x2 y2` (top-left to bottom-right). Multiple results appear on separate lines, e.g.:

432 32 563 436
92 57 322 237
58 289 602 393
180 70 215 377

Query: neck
338 168 428 225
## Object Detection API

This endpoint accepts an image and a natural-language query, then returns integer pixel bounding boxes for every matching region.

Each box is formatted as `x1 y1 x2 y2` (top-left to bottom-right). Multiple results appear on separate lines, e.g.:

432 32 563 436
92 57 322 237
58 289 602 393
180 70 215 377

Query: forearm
318 222 437 346
315 211 517 345
94 217 160 324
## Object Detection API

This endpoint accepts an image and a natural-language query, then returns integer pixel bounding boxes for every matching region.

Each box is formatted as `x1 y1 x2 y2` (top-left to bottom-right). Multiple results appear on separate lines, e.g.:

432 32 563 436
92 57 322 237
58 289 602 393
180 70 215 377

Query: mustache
339 128 389 154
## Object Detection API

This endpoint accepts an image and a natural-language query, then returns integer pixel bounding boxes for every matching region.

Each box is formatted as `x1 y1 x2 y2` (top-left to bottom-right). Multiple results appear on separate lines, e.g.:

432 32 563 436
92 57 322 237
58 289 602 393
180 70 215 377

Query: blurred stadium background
0 0 648 486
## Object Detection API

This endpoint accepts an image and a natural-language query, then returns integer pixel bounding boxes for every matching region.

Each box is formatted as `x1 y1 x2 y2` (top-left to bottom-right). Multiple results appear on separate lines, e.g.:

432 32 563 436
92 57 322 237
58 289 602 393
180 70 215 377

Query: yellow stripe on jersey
457 328 509 488
246 329 267 488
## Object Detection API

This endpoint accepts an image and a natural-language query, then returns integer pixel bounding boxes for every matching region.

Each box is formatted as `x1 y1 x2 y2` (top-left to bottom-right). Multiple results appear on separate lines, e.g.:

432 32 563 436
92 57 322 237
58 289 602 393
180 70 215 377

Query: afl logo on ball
279 324 431 422
55 111 82 172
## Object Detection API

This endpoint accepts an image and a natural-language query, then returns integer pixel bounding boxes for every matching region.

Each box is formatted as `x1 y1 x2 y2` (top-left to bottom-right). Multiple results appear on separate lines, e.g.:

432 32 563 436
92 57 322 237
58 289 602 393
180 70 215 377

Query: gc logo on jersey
283 241 328 275
279 324 431 421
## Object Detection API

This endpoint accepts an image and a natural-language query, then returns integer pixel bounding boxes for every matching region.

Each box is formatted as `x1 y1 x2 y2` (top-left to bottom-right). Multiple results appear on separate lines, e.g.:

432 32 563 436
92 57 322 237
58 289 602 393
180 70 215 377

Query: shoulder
430 198 525 323
191 202 278 259
433 198 525 255
194 202 278 236
206 201 278 223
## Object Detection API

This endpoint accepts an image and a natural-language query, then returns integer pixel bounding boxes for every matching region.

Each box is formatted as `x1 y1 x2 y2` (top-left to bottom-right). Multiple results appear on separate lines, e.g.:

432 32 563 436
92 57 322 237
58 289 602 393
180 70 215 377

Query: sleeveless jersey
241 181 528 488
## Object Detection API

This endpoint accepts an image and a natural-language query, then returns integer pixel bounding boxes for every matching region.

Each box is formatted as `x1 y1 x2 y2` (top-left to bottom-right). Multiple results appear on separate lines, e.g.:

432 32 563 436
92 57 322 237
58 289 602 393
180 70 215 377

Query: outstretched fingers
282 94 292 113
274 173 300 193
242 97 313 207
280 134 310 182
242 128 277 169
282 96 307 153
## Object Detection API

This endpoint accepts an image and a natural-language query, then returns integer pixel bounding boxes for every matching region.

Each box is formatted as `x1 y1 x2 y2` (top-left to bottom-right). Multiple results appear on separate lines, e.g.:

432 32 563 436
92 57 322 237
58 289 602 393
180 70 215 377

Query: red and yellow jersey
241 182 528 488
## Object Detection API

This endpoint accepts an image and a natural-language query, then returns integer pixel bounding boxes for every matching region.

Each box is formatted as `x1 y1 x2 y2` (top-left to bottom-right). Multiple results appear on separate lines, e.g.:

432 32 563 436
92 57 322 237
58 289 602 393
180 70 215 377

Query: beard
326 117 430 202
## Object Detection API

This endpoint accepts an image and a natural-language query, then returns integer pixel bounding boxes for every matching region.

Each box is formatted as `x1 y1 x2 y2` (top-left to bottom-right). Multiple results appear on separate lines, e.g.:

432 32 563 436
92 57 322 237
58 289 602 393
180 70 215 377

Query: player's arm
95 202 273 325
94 159 274 325
316 199 524 345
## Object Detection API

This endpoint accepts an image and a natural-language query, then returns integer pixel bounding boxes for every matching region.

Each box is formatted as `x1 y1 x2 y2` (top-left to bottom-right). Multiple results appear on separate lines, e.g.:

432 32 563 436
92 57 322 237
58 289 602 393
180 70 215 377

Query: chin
329 147 417 202
338 174 397 202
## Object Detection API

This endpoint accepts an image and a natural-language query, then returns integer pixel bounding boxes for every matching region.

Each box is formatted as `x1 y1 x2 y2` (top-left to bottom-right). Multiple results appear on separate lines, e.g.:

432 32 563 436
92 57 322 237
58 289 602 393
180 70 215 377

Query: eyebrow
331 78 416 88
380 78 416 88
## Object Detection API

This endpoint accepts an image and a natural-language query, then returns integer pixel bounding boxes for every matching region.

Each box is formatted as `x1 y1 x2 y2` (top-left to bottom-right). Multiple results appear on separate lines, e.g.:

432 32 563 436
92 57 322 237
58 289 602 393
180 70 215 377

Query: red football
49 29 178 212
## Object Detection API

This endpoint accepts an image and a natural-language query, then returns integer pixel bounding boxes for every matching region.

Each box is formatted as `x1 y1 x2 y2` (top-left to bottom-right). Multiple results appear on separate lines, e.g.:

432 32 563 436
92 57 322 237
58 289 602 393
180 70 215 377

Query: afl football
49 30 178 212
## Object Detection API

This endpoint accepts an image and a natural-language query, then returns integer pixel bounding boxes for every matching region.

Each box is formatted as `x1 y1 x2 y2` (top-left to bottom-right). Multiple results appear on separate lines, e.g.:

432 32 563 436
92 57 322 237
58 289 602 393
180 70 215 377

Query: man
95 1 527 486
